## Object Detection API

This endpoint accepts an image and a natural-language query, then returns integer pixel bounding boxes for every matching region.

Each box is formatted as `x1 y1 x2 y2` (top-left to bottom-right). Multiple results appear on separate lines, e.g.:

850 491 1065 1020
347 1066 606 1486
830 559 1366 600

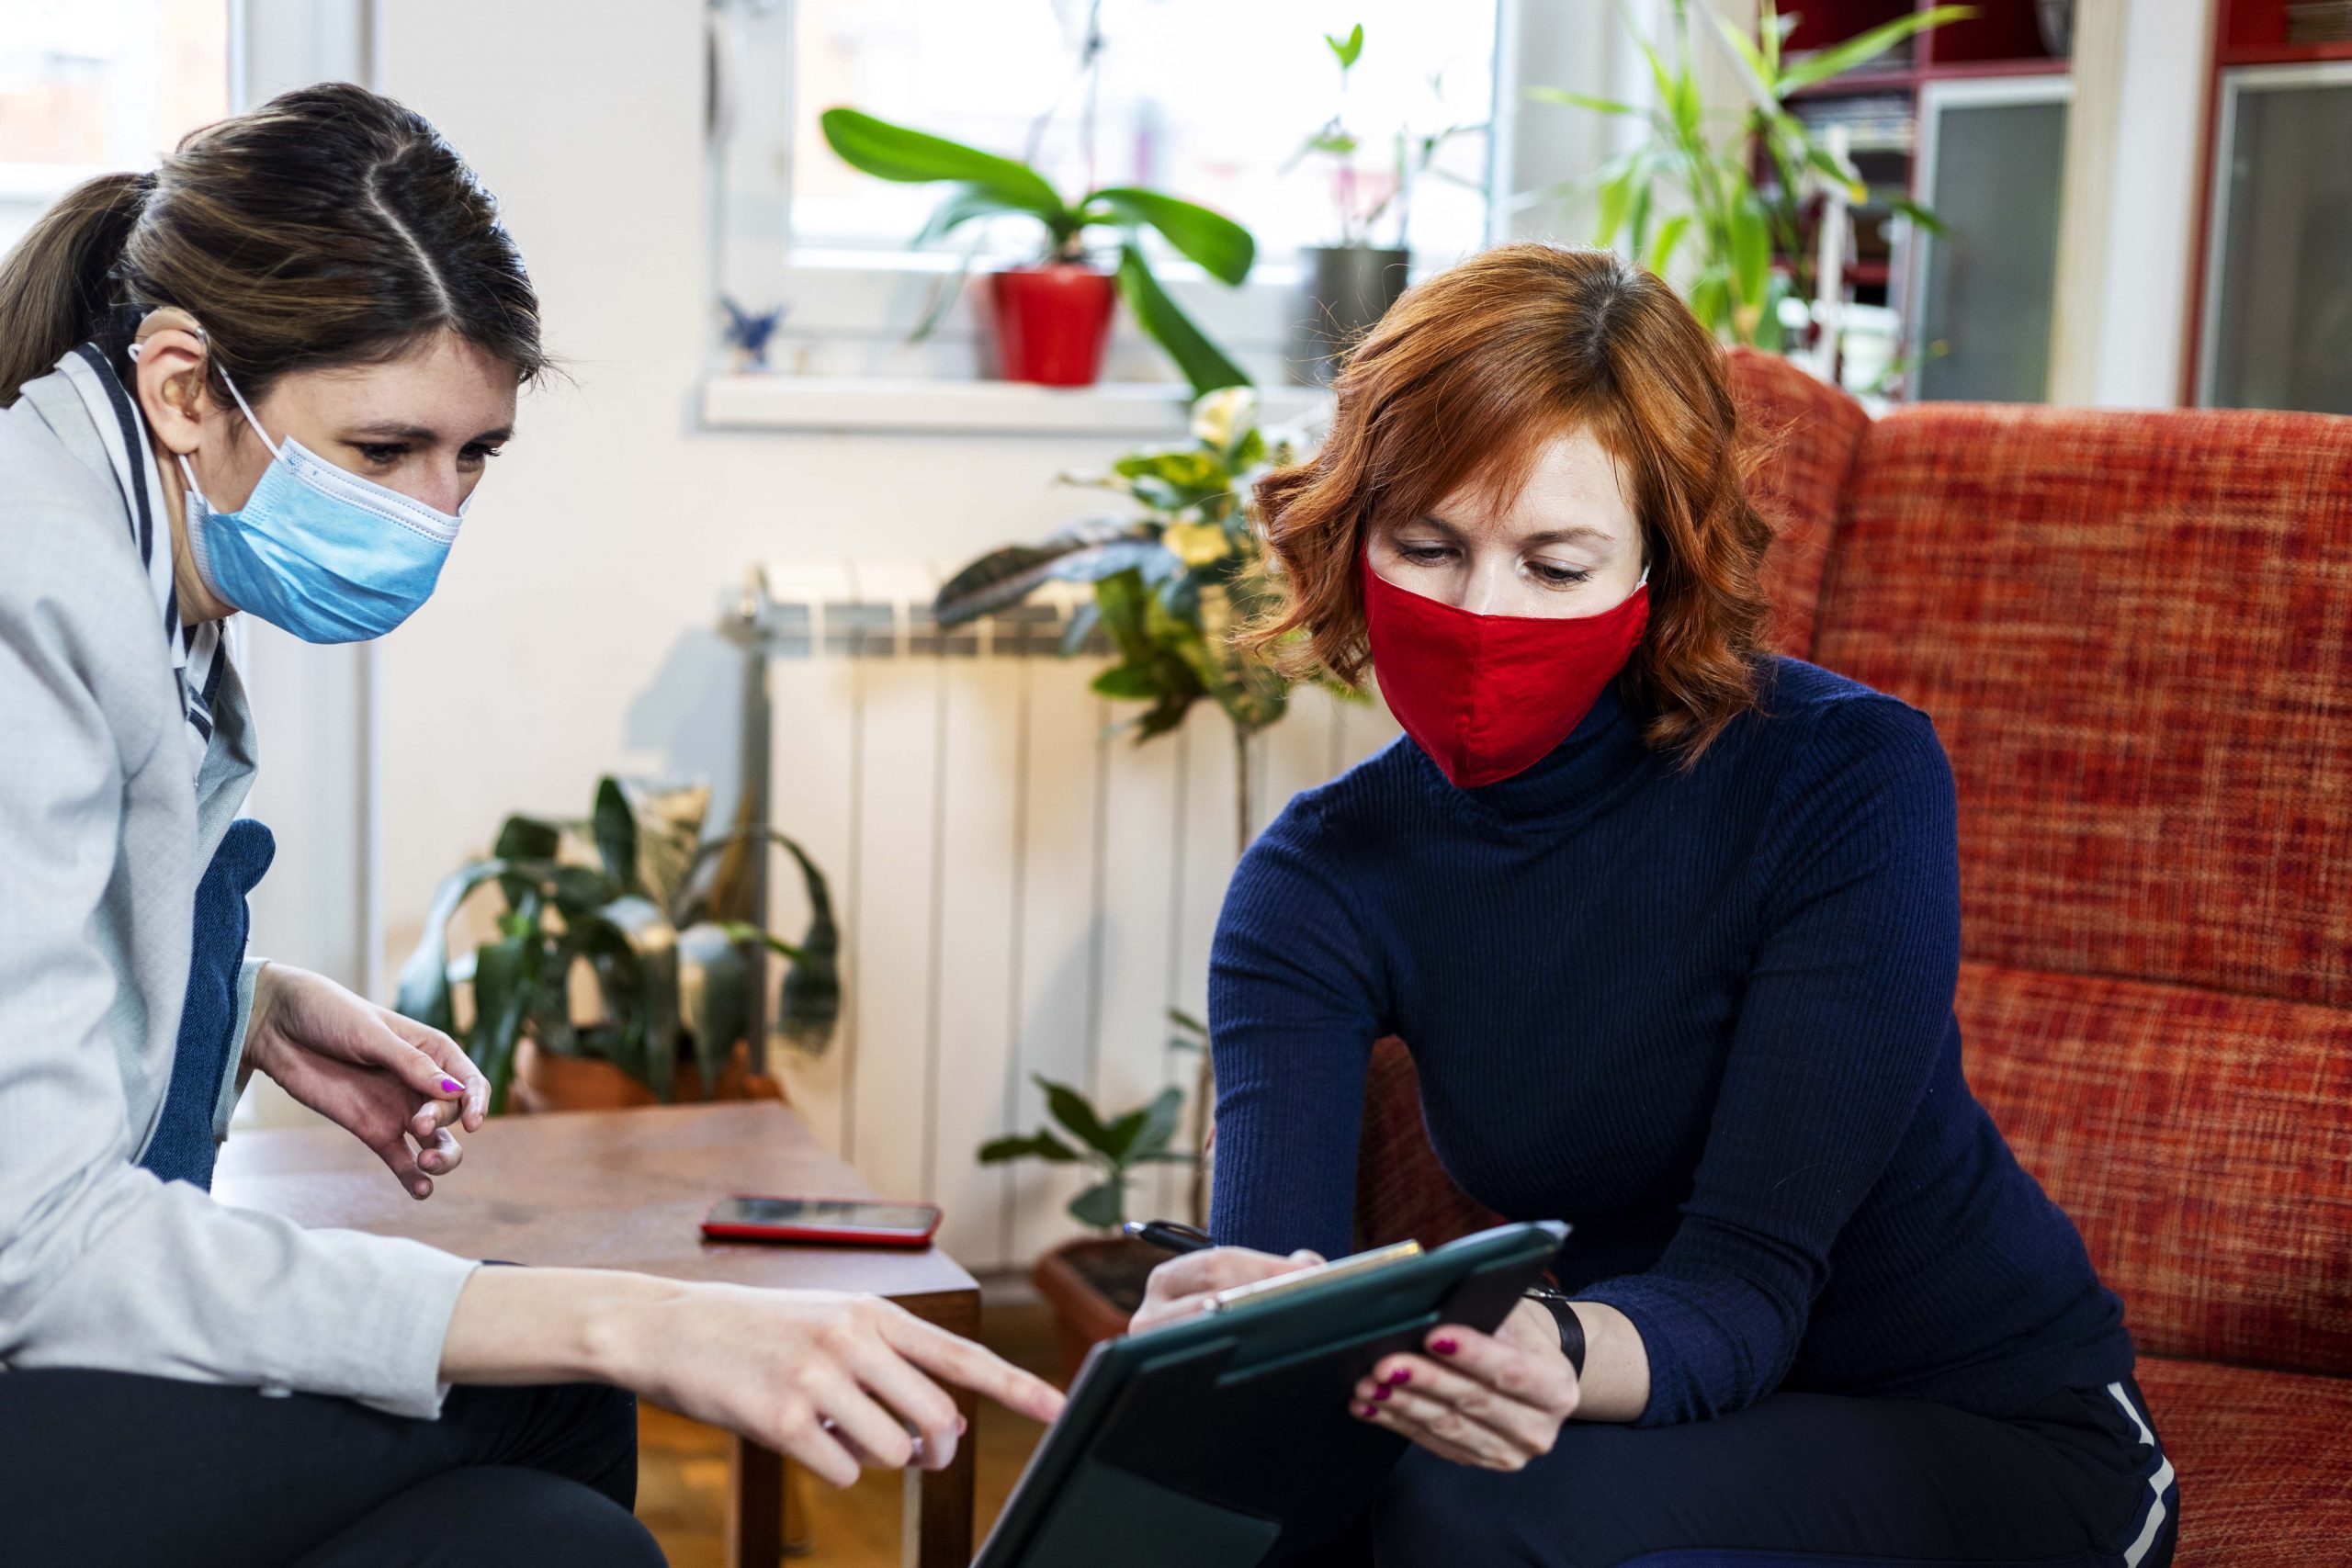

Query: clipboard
975 1220 1568 1568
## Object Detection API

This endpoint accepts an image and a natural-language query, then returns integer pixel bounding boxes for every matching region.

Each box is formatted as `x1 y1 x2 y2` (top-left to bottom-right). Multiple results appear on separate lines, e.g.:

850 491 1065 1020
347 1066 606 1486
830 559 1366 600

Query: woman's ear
130 309 213 457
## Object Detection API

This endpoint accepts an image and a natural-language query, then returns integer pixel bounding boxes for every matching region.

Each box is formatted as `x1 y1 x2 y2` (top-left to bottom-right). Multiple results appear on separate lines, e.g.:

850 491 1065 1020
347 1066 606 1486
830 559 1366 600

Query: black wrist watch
1524 1283 1588 1378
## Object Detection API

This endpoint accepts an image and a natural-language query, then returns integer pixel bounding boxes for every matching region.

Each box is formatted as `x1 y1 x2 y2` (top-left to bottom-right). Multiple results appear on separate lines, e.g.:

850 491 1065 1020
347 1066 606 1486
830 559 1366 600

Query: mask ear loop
137 317 279 510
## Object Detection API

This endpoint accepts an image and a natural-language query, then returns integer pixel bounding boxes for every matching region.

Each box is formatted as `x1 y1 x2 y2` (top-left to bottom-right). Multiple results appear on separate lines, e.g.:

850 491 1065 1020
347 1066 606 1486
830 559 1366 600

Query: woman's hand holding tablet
1346 1297 1579 1472
1136 1239 1580 1474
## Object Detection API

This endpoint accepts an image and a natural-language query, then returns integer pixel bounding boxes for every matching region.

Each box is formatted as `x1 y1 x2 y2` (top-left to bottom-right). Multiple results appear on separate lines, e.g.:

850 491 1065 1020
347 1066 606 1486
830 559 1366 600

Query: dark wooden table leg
914 1288 983 1568
730 1436 785 1568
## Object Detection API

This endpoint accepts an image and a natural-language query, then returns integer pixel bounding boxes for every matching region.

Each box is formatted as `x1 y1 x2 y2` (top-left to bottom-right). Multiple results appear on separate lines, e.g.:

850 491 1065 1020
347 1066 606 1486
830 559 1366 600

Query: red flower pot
989 265 1117 387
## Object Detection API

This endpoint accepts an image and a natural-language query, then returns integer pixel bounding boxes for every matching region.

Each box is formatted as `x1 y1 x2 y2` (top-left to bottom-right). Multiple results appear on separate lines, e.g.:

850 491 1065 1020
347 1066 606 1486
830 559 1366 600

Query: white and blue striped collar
51 341 229 775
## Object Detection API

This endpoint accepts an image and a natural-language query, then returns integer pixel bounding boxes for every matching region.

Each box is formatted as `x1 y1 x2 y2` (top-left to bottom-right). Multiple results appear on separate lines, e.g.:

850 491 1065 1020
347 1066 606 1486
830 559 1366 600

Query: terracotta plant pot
989 265 1117 387
1032 1234 1161 1385
507 1036 784 1114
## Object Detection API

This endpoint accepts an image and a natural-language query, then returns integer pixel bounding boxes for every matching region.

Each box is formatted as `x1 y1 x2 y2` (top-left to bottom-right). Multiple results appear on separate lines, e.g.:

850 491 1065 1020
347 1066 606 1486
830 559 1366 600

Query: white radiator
747 560 1401 1273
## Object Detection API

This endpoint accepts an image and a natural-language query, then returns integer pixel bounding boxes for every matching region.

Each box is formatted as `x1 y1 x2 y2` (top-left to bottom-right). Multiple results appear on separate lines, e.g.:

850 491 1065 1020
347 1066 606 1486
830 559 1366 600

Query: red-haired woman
1132 246 2175 1567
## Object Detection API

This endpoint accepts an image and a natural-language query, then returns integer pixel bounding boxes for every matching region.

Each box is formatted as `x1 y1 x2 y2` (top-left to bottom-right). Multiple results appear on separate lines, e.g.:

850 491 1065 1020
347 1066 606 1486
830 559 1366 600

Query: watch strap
1524 1285 1587 1378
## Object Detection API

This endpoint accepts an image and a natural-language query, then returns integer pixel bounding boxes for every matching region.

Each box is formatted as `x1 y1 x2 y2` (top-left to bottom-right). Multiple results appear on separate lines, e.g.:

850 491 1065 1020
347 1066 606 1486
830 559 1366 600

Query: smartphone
701 1195 944 1247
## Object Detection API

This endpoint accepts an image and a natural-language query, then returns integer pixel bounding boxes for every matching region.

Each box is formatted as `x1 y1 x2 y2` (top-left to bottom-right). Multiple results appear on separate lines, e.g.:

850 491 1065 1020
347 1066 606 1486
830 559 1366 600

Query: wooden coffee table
213 1100 982 1568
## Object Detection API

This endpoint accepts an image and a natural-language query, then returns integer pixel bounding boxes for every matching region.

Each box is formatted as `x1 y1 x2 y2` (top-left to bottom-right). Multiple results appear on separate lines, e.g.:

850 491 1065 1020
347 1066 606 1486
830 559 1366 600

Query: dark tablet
976 1221 1569 1568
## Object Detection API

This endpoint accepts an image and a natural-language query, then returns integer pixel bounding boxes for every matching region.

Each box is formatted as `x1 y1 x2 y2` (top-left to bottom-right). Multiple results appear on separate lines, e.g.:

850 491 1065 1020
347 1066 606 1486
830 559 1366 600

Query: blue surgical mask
175 366 466 644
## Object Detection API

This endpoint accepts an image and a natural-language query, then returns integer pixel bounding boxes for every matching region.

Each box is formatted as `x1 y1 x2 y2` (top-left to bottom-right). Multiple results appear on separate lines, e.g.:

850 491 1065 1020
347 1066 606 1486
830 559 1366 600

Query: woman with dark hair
1132 244 2177 1566
0 85 1057 1566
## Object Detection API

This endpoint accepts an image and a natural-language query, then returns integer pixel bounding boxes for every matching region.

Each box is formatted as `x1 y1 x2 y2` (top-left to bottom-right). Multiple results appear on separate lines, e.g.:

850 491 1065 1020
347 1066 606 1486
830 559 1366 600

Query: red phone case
700 1195 942 1247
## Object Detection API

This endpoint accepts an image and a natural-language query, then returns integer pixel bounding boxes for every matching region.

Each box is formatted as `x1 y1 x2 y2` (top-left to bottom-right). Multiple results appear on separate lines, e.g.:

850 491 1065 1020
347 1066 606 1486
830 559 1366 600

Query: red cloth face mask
1362 552 1649 789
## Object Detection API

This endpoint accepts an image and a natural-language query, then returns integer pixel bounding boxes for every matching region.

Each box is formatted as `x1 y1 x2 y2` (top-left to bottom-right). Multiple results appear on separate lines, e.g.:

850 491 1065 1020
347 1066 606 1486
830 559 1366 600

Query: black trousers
1371 1375 2177 1568
0 1368 662 1568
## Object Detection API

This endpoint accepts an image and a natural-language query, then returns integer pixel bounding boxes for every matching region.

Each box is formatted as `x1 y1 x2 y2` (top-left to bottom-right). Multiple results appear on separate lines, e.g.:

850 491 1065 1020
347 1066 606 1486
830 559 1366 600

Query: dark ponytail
0 172 153 403
0 82 543 408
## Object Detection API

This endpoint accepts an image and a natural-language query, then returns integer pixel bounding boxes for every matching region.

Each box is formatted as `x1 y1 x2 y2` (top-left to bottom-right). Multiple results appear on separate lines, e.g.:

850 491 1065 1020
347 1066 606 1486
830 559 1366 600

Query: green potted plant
981 1071 1193 1381
1527 0 1967 350
819 107 1255 394
396 776 840 1113
1285 24 1485 385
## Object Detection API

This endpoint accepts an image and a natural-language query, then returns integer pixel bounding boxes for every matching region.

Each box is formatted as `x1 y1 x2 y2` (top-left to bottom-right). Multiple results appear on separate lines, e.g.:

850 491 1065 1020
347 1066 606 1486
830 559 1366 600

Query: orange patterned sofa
1351 350 2352 1559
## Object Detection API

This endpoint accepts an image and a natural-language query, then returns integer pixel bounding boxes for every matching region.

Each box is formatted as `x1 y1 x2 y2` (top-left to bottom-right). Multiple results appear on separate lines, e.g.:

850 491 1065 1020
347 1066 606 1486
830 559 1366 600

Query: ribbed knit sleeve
1205 798 1387 1262
1576 695 1962 1426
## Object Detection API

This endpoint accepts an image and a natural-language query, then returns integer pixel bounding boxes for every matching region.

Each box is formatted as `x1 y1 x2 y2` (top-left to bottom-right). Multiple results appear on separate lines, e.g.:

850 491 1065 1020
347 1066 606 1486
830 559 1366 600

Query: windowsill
700 374 1332 437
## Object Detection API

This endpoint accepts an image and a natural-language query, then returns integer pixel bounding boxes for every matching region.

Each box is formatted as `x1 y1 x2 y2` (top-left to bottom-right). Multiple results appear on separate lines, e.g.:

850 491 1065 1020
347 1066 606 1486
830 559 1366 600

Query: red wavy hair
1248 243 1774 762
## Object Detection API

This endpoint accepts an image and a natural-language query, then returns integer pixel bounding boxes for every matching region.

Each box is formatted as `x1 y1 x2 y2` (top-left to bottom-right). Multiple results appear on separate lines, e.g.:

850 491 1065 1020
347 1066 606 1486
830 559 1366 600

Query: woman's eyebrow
1521 525 1612 547
344 422 515 444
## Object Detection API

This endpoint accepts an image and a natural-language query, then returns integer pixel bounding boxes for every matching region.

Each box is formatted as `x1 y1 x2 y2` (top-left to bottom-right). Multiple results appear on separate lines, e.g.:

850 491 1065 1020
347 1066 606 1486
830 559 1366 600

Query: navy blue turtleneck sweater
1206 657 2133 1428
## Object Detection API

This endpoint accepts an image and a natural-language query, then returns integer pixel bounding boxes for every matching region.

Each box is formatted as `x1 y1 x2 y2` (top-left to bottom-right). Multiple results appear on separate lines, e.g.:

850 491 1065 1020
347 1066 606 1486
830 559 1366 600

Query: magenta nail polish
1431 1336 1459 1355
1386 1367 1411 1385
441 1077 462 1094
1356 1404 1378 1418
1372 1384 1392 1402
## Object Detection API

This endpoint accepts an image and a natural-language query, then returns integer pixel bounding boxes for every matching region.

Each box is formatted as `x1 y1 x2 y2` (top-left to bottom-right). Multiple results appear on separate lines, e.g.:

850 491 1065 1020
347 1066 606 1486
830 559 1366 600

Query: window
709 0 1499 370
0 0 229 254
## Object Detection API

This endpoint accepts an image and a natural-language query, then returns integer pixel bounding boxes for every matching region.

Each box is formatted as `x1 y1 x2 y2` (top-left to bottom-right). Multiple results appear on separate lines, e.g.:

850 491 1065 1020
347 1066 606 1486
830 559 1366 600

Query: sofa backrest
1799 375 2352 1377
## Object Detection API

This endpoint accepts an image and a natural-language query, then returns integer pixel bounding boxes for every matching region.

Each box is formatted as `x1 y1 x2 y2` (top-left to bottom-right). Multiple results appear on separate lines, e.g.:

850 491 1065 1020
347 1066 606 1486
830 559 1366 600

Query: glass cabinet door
1907 77 2073 404
2199 64 2352 415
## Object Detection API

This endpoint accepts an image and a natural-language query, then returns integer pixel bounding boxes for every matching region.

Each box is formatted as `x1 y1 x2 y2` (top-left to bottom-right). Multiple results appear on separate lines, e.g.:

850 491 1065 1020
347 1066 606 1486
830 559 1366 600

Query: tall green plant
1528 0 1969 348
395 777 840 1111
820 107 1256 397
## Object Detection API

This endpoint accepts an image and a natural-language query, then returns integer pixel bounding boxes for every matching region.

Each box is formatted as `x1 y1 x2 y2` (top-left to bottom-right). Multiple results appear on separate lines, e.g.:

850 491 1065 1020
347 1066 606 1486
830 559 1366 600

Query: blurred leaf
1113 449 1227 500
605 776 710 912
1092 664 1161 699
468 931 533 1113
1596 162 1639 247
767 832 841 1055
1687 265 1732 337
492 817 560 863
1522 85 1639 117
675 920 747 1095
1190 385 1258 453
914 184 1023 246
979 1130 1080 1164
819 107 1067 223
1036 1073 1116 1155
1801 138 1866 201
1163 521 1233 567
1059 598 1102 657
1326 22 1363 69
1730 192 1770 314
1069 1178 1127 1231
393 858 509 1033
1776 6 1975 94
592 778 639 895
932 520 1159 626
1100 1105 1150 1162
1115 243 1250 398
1129 1085 1185 1160
1646 210 1692 275
1084 188 1254 285
1887 194 1947 235
1709 11 1778 117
